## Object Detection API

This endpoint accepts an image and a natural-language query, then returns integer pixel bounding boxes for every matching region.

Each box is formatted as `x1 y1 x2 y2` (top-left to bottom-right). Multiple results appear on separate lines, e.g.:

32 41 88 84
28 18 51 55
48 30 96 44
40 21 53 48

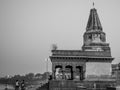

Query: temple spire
86 8 102 31
82 7 111 51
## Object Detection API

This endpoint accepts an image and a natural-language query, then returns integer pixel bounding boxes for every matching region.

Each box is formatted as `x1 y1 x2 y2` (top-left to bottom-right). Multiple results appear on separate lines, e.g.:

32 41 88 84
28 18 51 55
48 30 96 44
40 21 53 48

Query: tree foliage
0 72 51 87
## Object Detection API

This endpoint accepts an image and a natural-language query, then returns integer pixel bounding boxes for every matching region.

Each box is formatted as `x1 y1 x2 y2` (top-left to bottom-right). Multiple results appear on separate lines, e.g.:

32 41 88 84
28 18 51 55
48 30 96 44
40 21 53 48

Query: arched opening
65 65 73 80
55 65 63 80
76 66 84 80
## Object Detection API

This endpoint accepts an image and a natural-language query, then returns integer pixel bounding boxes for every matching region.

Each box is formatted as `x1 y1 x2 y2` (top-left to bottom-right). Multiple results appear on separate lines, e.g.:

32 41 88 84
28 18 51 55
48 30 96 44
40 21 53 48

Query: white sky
0 0 120 76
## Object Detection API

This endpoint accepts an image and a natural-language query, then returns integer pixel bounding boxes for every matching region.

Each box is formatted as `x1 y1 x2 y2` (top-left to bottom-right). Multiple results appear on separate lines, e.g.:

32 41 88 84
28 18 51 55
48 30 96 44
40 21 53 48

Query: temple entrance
55 65 63 80
65 65 73 80
76 66 84 80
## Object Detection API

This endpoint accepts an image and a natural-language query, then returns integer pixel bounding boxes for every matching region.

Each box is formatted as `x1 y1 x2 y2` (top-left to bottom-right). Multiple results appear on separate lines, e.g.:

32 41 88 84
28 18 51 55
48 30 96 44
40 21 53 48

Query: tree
35 73 42 79
25 73 34 79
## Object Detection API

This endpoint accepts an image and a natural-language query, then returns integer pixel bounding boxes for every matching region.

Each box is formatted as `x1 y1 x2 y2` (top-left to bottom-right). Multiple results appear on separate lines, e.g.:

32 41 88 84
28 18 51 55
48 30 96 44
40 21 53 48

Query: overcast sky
0 0 120 76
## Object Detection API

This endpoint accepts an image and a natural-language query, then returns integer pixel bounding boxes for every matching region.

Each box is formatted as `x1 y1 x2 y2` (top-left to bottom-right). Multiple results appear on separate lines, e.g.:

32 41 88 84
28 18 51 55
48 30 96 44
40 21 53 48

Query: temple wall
86 62 111 77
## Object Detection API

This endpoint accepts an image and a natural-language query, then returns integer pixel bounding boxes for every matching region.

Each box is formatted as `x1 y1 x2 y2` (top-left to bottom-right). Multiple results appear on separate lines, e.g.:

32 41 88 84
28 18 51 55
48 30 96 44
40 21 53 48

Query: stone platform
49 79 116 90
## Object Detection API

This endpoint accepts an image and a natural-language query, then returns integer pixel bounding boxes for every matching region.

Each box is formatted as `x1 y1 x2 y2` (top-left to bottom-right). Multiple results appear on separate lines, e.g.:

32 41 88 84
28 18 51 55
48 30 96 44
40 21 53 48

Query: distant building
112 64 119 76
112 63 120 85
49 7 115 90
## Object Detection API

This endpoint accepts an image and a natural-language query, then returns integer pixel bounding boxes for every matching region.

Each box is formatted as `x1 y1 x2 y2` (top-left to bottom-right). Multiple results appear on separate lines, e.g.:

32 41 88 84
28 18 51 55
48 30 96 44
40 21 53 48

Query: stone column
83 65 86 79
73 65 76 80
80 66 84 80
62 65 66 80
52 64 56 80
71 67 74 80
52 70 56 80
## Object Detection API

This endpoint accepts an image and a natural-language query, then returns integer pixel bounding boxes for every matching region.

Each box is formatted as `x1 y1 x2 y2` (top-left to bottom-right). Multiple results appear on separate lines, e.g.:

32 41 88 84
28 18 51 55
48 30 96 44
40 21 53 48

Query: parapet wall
51 50 111 57
49 80 116 90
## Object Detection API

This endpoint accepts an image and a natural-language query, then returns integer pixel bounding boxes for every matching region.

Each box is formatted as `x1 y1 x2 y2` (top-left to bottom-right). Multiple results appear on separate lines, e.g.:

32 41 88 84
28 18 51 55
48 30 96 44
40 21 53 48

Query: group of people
15 80 25 90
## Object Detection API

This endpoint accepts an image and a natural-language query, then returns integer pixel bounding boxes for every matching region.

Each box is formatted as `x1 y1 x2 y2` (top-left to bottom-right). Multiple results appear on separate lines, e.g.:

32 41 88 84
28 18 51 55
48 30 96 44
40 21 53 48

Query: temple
49 8 116 90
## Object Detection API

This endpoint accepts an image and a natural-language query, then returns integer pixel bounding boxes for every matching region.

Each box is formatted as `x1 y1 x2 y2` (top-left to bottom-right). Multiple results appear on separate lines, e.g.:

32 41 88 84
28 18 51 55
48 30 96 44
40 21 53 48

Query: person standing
15 80 19 90
21 80 25 90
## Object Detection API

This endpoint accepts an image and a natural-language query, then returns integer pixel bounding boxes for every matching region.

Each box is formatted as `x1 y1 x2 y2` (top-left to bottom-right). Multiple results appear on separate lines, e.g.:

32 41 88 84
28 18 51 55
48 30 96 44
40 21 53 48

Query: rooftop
51 50 112 57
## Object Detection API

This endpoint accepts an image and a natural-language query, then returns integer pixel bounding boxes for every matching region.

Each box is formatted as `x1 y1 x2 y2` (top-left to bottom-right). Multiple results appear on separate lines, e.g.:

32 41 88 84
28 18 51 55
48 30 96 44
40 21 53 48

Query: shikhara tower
82 8 113 77
82 8 110 52
49 7 115 90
